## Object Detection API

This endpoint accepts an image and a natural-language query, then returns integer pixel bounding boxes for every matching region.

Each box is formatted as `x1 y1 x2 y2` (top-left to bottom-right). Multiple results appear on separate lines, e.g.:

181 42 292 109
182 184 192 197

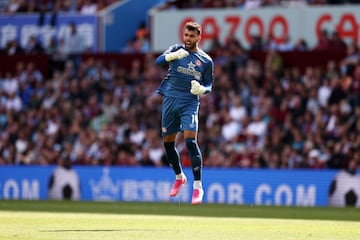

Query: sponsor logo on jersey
177 61 201 79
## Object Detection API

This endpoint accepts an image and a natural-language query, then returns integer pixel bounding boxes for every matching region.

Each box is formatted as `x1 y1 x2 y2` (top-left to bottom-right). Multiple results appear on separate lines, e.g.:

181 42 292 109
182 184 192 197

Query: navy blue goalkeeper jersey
155 44 214 100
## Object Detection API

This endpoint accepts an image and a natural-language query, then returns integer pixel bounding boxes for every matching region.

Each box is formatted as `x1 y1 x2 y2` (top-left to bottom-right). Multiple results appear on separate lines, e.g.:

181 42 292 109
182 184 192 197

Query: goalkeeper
155 21 214 205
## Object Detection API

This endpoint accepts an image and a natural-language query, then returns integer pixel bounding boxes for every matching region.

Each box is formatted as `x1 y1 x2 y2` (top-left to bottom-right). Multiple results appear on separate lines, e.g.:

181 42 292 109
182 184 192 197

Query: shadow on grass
40 229 168 232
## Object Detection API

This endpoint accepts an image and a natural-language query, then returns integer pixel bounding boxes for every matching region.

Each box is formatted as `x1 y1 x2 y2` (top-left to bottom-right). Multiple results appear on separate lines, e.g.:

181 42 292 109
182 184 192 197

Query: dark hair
185 22 201 35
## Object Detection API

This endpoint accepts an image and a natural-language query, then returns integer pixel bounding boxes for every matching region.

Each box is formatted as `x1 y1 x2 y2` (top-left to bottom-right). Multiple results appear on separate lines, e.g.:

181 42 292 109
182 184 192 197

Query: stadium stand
0 0 121 13
0 0 359 172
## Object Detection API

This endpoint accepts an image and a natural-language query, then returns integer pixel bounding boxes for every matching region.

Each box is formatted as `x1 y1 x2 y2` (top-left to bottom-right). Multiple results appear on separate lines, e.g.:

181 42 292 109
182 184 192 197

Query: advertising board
150 6 360 52
0 166 347 207
0 14 98 51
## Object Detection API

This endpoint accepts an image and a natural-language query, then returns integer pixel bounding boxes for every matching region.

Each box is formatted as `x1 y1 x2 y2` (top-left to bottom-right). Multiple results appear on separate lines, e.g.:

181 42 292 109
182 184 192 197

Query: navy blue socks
185 138 202 181
164 142 182 175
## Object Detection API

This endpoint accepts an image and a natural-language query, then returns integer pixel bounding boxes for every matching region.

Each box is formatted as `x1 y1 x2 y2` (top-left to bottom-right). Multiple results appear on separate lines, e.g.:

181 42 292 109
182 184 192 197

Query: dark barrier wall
249 50 347 71
0 50 347 78
0 54 50 77
0 53 145 78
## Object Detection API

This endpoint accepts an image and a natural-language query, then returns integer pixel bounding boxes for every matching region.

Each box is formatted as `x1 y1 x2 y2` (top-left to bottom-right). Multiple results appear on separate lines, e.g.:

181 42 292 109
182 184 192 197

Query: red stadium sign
150 6 360 51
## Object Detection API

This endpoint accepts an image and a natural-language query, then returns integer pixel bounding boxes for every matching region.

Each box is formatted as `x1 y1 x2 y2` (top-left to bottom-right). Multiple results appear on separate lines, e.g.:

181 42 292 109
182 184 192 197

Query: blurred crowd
1 0 359 56
0 0 359 171
155 0 360 10
0 0 120 14
205 37 359 171
2 0 359 14
1 21 92 58
0 30 359 172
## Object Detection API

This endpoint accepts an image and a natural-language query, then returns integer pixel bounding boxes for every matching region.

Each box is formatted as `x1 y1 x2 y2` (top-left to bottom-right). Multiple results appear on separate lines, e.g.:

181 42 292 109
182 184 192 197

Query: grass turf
0 201 359 240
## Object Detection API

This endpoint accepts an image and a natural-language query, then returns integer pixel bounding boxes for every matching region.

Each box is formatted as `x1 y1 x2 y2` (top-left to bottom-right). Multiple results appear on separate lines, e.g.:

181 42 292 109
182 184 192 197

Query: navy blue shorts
161 96 200 136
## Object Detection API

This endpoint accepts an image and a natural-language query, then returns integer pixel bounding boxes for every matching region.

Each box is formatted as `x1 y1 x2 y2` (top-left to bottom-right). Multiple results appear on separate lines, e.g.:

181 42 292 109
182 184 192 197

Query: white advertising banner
150 6 360 52
0 14 98 51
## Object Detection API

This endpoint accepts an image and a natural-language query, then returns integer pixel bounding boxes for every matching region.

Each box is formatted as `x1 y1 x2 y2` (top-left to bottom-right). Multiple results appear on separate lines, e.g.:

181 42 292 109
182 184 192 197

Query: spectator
7 0 22 13
314 29 331 51
0 0 7 11
57 0 78 13
244 0 262 9
24 36 44 54
62 22 87 69
4 90 23 112
23 62 43 83
63 22 86 54
329 30 347 52
340 41 360 76
249 35 263 51
80 0 97 14
263 33 278 51
349 63 360 107
265 48 284 77
86 59 112 81
0 14 359 172
277 34 295 52
2 72 19 95
124 21 151 53
293 38 309 51
4 39 24 55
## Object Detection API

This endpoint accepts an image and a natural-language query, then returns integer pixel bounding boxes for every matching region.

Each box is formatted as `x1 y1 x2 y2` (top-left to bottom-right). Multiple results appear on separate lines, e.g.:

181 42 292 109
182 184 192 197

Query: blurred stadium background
0 0 359 207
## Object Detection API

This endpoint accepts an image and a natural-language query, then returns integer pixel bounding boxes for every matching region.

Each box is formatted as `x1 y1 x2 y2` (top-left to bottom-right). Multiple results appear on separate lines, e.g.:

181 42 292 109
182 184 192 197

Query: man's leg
164 134 187 197
164 134 182 176
184 130 204 204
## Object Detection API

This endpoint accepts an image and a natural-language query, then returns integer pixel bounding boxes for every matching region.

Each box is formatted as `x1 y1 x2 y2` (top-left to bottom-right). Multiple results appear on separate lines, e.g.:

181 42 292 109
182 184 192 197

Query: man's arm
190 60 214 95
155 45 189 65
202 61 214 93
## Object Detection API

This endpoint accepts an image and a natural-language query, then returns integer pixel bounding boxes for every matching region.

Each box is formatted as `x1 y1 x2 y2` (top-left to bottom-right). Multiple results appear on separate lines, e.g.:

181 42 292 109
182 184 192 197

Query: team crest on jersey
195 59 202 66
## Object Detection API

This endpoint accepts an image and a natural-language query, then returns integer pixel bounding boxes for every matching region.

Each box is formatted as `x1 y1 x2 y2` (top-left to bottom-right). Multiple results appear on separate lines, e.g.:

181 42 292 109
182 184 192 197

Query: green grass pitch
0 200 359 240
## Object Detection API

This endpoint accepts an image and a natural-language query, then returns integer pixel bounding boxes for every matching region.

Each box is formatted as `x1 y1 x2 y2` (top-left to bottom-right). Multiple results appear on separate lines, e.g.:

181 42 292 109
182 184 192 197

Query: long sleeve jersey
155 44 214 100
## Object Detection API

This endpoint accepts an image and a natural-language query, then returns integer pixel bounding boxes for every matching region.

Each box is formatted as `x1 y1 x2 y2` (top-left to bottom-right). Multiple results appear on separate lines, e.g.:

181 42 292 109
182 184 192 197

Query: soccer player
155 22 214 204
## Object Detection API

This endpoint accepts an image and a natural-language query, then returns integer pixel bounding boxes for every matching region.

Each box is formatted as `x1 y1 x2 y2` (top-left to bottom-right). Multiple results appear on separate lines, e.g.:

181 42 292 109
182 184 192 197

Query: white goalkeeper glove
190 80 206 95
165 48 189 62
